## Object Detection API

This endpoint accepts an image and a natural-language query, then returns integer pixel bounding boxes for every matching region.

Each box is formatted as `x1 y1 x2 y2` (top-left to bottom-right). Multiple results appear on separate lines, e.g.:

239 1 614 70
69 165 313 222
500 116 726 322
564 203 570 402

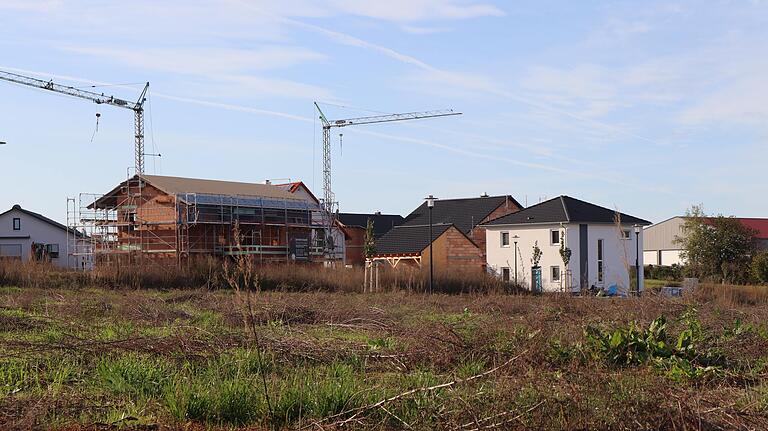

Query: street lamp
634 224 641 295
513 234 520 285
425 195 438 294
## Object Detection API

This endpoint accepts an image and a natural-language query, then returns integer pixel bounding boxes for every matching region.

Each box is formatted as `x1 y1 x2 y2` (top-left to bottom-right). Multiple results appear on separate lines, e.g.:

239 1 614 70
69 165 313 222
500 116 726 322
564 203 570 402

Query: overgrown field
1 283 768 430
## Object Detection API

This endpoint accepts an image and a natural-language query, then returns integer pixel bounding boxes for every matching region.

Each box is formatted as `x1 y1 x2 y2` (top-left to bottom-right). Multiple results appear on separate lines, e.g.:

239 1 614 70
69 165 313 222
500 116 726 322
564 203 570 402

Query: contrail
228 0 662 146
0 65 669 194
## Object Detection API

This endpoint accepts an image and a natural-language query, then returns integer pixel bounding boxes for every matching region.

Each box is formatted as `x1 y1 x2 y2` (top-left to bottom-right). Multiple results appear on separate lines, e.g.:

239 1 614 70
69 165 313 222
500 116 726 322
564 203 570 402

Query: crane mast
313 102 461 262
0 70 150 174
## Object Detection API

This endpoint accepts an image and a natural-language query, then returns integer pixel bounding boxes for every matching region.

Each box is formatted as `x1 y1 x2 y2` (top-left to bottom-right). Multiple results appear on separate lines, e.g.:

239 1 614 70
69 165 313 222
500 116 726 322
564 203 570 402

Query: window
501 267 511 282
12 218 20 231
500 231 510 247
621 229 631 240
0 244 22 259
597 239 604 283
46 244 60 259
551 266 561 282
550 229 560 245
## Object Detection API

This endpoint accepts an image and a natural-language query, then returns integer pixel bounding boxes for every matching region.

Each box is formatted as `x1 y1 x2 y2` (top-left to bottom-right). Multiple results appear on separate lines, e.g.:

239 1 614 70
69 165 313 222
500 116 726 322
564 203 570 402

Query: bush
751 252 768 284
644 264 683 282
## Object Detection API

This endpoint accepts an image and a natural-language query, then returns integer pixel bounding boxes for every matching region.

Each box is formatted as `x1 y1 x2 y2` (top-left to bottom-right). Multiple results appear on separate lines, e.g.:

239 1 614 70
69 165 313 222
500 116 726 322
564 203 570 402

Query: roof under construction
91 174 306 209
140 175 299 200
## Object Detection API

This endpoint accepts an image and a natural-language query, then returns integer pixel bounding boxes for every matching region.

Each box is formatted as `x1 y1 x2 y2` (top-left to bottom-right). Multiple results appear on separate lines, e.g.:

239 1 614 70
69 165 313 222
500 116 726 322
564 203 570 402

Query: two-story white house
484 196 651 293
0 204 80 268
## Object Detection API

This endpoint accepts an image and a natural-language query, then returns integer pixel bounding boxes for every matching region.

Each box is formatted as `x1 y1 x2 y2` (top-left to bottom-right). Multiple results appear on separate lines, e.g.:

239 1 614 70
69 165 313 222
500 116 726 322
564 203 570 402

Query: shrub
644 264 683 282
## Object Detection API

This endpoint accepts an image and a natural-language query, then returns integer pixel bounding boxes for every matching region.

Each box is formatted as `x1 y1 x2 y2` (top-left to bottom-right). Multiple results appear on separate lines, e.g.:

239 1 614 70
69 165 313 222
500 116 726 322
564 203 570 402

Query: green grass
1 285 767 429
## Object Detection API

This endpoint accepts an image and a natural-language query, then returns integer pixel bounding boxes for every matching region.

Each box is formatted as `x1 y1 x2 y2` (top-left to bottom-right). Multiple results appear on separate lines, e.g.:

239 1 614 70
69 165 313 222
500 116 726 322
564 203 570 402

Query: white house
0 204 81 269
484 196 651 293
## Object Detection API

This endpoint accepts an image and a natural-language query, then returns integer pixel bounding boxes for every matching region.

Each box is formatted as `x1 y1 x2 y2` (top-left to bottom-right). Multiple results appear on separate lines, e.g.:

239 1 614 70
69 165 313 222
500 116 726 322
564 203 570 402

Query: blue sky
1 0 767 224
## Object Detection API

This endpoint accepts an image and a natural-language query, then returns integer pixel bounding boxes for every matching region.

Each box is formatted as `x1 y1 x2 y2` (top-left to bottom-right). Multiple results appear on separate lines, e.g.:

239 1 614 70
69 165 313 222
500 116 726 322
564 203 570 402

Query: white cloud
62 45 331 100
327 0 505 22
0 0 62 12
64 46 325 75
679 73 768 127
401 25 452 35
605 19 651 38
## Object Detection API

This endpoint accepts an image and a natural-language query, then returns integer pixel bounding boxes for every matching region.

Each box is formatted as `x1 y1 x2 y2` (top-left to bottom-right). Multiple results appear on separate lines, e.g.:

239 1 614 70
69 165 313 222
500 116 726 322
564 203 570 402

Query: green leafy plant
559 242 571 267
584 310 721 380
531 241 542 268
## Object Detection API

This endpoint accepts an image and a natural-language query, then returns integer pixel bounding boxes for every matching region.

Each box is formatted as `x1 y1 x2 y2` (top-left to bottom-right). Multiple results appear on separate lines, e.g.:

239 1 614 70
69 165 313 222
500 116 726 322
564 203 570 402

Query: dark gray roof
484 195 651 226
1 204 85 237
337 213 404 238
401 195 522 234
374 223 455 255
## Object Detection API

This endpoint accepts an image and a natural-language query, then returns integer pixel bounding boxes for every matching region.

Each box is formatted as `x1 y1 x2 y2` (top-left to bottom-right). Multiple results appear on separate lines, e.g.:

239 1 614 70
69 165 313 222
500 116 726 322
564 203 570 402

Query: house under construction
67 175 339 267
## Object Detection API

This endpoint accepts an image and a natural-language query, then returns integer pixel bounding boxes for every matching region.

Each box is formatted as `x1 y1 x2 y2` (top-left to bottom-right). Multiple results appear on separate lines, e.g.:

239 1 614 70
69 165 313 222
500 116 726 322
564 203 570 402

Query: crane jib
0 69 149 173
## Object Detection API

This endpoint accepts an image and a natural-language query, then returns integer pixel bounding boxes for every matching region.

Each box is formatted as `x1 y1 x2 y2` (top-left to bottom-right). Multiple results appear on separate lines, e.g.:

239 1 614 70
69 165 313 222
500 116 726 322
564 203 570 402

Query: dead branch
313 350 527 428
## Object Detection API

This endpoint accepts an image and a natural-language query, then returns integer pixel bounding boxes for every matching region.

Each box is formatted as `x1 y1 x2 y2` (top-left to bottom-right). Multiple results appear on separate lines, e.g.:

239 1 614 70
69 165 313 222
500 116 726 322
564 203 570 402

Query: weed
96 354 169 398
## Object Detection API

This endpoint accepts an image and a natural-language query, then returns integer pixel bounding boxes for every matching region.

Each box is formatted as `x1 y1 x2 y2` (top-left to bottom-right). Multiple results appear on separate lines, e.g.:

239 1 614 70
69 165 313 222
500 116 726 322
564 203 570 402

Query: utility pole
513 234 519 285
634 224 641 295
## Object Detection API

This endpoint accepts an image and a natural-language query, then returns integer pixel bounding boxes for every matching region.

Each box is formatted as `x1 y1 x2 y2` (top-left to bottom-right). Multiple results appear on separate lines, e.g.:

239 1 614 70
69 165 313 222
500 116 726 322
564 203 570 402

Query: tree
676 205 757 284
751 251 768 284
364 218 376 258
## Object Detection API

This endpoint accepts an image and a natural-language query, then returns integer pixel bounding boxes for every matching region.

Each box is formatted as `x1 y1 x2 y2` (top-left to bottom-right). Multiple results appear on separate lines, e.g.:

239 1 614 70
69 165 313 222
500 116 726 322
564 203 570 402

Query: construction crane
0 70 150 174
313 102 461 261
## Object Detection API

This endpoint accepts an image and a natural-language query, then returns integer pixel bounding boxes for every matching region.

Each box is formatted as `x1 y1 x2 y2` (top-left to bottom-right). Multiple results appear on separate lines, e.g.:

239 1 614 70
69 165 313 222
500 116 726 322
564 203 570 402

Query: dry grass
0 260 511 294
1 263 768 429
694 282 768 306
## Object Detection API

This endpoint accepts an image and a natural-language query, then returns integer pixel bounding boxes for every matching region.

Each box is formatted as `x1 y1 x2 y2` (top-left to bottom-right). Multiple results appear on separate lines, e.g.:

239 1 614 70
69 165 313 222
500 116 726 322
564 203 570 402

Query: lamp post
513 235 519 285
425 195 438 294
634 224 641 296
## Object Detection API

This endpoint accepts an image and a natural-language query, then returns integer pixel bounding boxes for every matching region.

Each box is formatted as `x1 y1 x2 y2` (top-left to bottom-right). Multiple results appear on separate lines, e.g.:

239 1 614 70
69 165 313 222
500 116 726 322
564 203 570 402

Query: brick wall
344 226 366 266
469 198 522 264
421 226 484 273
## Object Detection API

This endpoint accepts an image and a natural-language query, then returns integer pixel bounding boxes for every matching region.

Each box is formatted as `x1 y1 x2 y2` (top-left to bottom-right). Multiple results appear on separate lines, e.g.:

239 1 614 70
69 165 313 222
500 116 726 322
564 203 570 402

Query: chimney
374 210 382 216
265 179 271 185
480 192 489 197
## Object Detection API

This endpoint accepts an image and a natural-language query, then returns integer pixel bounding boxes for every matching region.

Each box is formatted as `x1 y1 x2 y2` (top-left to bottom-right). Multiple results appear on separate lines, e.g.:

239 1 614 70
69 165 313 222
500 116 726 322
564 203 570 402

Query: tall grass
694 283 768 306
0 259 512 294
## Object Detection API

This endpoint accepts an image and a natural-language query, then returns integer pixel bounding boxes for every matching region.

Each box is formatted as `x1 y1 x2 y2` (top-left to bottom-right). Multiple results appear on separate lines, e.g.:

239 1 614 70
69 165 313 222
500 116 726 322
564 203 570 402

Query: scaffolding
67 175 332 268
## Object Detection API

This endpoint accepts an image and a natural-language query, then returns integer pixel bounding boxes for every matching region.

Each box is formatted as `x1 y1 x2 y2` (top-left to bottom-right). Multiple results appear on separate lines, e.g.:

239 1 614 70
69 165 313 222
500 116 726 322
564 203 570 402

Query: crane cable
90 112 101 144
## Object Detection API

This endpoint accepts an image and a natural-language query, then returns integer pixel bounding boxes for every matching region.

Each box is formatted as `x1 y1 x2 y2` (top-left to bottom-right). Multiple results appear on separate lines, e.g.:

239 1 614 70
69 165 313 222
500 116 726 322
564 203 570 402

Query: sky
1 0 767 224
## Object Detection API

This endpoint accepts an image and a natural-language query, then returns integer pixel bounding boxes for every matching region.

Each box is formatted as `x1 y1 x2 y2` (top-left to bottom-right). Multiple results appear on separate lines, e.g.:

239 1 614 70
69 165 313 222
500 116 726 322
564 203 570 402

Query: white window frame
551 265 561 282
501 267 510 282
550 229 560 245
500 231 510 248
